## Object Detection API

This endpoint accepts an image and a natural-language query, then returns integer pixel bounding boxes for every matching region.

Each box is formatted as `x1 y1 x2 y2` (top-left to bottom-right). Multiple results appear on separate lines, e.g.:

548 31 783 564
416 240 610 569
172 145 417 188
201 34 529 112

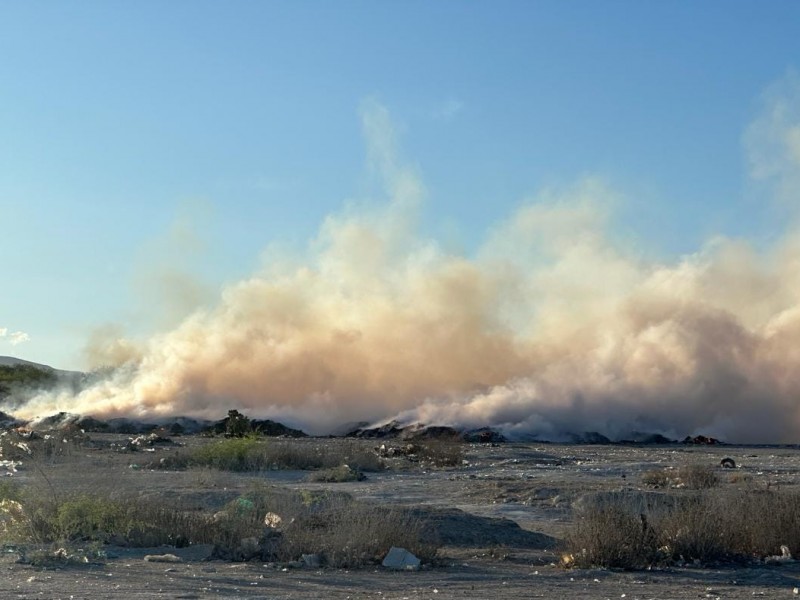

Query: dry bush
2 491 211 547
338 442 385 472
657 495 730 562
641 468 672 488
565 489 800 569
565 506 657 569
728 472 753 485
417 439 465 467
262 440 335 469
726 490 800 557
2 482 437 568
678 464 719 489
262 440 383 472
186 485 436 566
307 465 366 483
278 494 437 567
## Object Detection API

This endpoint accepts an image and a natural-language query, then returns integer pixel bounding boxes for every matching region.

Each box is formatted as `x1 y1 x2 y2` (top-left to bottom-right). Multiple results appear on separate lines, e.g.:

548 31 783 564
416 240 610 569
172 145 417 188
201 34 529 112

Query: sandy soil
4 436 800 599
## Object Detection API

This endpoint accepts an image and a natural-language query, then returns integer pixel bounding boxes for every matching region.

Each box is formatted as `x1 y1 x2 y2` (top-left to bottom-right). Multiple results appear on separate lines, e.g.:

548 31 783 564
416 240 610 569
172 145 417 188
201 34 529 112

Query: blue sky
1 1 799 370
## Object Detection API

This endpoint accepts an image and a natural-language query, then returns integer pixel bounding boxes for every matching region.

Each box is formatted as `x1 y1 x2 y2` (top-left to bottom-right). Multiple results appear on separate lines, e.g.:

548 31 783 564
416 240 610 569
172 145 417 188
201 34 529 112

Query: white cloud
9 332 30 346
0 328 30 346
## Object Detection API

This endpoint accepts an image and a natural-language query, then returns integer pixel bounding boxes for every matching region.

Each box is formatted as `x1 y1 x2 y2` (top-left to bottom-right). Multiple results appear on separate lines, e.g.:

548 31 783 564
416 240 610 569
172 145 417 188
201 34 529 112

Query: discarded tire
720 457 736 469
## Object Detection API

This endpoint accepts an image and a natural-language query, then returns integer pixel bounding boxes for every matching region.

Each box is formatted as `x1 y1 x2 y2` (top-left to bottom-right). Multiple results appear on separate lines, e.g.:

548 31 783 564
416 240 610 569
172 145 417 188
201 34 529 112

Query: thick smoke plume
10 90 800 443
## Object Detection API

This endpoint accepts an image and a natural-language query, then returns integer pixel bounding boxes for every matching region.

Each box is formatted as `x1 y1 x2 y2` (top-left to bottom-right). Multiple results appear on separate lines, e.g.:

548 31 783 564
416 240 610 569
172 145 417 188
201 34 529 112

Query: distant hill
0 356 85 399
0 356 53 368
0 356 83 377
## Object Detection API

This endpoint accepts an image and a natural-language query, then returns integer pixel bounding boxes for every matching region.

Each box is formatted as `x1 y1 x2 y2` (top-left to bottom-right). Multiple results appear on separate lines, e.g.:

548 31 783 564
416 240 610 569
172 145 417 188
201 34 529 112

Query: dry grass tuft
641 468 673 488
677 464 719 489
156 438 385 473
565 488 800 569
416 439 465 467
0 480 437 568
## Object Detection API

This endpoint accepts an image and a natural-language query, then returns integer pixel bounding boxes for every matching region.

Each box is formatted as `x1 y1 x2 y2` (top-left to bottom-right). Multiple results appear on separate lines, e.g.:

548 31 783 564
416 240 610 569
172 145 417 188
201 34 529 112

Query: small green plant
55 495 130 542
0 479 23 503
156 438 385 473
191 437 262 471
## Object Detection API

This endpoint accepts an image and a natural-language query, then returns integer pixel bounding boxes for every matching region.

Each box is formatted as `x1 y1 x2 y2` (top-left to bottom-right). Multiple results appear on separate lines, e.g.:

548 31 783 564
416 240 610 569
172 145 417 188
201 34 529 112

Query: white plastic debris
382 546 421 571
765 544 793 564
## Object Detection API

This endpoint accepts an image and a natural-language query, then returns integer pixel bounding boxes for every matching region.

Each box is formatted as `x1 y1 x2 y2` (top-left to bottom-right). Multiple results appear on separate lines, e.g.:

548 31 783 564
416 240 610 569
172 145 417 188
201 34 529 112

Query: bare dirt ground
3 436 800 599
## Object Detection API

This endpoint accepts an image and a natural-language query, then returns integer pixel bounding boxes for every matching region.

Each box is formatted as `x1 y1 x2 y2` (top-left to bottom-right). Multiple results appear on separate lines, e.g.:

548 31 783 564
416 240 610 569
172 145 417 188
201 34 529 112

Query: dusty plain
3 434 800 599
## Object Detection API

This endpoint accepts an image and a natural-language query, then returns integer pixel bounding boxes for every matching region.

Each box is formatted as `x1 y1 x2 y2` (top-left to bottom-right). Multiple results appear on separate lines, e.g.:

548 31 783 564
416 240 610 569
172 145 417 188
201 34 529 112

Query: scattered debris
129 432 175 449
765 545 793 564
0 459 21 474
144 553 183 563
376 443 420 458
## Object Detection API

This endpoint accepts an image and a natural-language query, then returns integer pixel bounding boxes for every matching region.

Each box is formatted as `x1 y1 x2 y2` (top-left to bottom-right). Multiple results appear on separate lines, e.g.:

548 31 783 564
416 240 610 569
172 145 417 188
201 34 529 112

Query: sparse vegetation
565 505 658 569
158 438 385 473
677 464 719 489
0 481 436 568
278 493 436 568
641 468 673 488
0 364 57 393
641 465 719 490
307 465 366 482
416 439 465 467
565 488 800 569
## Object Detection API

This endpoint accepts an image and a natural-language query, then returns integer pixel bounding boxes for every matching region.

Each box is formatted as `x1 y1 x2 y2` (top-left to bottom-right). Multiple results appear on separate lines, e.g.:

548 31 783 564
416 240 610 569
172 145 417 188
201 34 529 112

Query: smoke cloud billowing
10 85 800 443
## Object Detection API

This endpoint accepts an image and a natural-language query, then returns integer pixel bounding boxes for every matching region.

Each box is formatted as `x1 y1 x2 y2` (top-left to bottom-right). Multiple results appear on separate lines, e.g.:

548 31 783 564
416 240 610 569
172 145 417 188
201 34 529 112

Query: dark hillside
0 363 58 399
